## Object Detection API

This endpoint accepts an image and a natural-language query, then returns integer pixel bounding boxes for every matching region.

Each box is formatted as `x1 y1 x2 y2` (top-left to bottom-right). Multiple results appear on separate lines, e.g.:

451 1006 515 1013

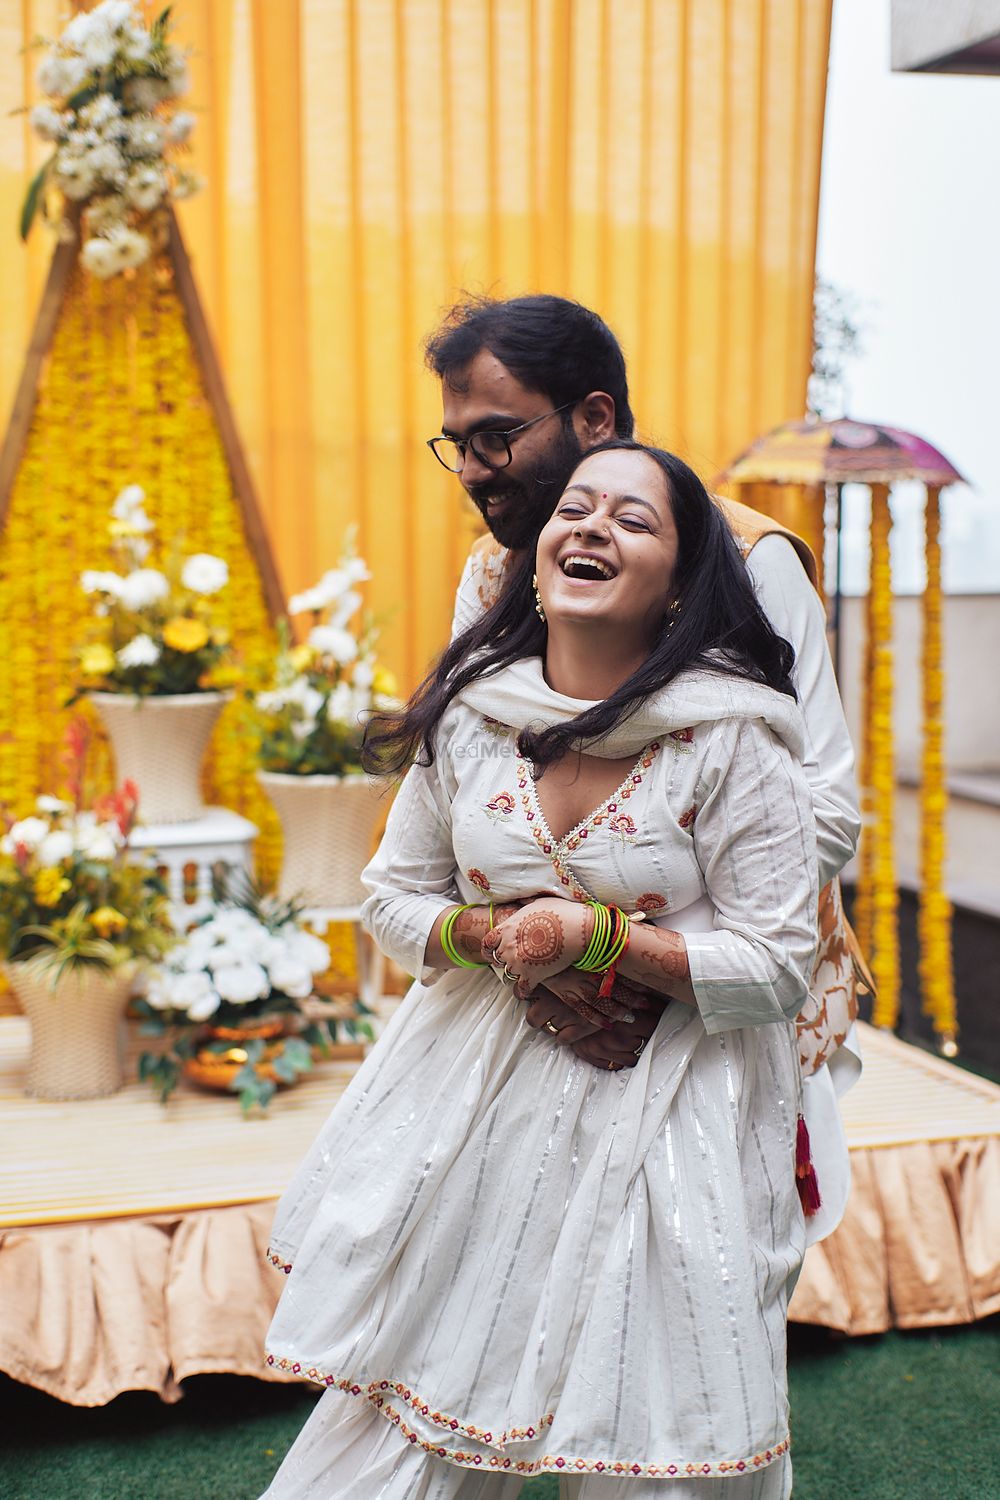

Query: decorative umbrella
717 418 966 1052
721 417 964 488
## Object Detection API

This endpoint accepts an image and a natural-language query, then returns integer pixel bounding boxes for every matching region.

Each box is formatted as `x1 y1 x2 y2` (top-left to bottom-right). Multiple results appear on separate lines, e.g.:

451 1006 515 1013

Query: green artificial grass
2 1319 997 1498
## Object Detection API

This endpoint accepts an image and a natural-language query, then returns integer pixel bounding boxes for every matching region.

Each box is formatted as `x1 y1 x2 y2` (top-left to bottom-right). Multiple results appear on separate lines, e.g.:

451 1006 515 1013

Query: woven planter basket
257 771 385 909
89 691 229 824
3 959 136 1100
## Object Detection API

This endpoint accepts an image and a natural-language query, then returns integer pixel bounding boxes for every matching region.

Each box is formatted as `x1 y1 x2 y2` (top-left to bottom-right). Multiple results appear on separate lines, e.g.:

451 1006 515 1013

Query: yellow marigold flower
373 666 398 697
163 617 210 653
289 644 314 672
80 643 116 676
90 905 128 938
34 869 72 908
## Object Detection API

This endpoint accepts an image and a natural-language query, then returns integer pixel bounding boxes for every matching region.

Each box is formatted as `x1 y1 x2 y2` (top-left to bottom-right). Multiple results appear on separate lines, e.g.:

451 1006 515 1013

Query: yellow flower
34 869 72 907
80 643 116 676
289 644 314 672
162 617 209 653
90 905 128 938
373 666 398 697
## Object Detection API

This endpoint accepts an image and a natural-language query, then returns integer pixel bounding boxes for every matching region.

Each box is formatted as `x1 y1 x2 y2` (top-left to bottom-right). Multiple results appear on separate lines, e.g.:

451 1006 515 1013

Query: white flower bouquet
136 884 374 1111
20 0 201 277
253 535 399 776
76 484 234 697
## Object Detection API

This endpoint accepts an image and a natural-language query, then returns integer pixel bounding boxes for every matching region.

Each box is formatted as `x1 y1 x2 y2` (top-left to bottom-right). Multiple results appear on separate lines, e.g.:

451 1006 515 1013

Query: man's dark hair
364 440 795 776
425 294 634 438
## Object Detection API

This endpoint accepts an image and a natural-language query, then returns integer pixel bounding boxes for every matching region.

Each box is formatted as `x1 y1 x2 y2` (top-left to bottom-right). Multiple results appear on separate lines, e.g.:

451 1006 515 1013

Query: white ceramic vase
257 771 386 909
89 691 229 824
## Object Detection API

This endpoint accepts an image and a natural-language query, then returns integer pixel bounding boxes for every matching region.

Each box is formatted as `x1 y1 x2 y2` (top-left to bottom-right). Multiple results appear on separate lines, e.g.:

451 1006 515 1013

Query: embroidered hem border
262 1348 790 1479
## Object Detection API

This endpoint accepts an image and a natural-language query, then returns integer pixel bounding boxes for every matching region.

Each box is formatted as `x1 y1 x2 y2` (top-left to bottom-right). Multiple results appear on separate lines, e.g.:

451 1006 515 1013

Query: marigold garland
861 484 900 1027
0 254 282 885
918 485 956 1048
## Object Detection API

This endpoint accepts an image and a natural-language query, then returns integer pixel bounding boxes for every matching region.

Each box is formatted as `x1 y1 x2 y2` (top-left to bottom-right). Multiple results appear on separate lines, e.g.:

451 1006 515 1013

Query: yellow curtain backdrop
0 0 833 690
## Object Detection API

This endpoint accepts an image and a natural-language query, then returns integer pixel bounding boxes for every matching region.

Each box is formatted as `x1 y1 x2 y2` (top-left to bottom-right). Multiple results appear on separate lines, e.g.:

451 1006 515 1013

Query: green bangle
601 909 629 969
575 900 610 971
440 904 489 968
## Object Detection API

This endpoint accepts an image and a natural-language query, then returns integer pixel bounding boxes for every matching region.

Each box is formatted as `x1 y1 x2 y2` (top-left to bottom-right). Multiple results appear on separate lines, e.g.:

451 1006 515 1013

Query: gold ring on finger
502 964 518 983
543 1020 562 1035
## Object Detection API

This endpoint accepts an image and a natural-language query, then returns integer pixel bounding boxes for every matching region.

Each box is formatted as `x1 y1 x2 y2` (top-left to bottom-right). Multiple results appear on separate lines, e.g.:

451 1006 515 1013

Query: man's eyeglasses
426 401 577 473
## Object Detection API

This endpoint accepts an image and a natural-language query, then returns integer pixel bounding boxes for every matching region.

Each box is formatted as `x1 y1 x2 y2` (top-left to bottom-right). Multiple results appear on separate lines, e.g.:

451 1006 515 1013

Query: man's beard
464 422 584 551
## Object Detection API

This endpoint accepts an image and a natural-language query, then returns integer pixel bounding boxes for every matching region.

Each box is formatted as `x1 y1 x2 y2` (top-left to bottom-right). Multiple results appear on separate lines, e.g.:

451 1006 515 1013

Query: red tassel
795 1113 822 1217
597 961 617 1001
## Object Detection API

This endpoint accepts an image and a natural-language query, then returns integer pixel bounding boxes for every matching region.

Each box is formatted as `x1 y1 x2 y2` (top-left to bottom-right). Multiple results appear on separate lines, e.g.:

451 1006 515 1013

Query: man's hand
519 970 667 1068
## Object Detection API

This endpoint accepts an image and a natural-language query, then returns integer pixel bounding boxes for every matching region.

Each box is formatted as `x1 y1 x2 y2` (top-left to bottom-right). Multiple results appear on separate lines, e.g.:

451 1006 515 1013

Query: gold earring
665 597 680 633
532 574 546 623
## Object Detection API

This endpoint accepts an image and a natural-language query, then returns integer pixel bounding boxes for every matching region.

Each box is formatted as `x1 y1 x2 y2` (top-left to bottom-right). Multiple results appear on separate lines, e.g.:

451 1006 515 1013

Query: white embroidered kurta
265 675 818 1484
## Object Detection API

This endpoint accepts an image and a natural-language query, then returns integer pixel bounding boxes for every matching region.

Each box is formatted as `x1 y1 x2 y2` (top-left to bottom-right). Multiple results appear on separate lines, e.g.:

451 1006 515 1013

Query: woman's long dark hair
363 441 796 776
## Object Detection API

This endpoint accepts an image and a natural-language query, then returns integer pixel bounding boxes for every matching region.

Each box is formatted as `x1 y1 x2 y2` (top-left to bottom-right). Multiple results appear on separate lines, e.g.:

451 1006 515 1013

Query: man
426 293 864 1229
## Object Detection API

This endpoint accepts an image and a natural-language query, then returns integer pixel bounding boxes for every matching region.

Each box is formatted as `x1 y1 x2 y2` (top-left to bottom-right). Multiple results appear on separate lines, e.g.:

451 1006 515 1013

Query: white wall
837 594 1000 774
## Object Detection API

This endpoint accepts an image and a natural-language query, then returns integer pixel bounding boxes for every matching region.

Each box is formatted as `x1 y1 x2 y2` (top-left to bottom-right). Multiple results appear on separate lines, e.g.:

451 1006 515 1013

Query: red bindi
601 492 608 498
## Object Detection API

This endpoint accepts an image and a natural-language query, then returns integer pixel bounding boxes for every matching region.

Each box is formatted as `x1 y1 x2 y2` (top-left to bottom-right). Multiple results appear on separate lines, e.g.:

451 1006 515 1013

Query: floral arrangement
21 0 200 278
77 483 234 697
136 881 375 1111
254 537 398 776
0 723 172 980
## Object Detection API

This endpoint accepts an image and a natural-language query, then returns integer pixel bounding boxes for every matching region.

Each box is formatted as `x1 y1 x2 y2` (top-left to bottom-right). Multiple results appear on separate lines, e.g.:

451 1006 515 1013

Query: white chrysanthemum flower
57 157 98 201
267 956 314 999
37 51 91 98
308 624 357 665
166 111 195 145
287 584 328 615
326 681 366 725
117 566 169 610
352 658 375 690
74 823 119 862
213 962 271 1005
86 141 127 188
104 225 151 272
122 22 152 64
280 927 332 975
181 553 229 595
111 483 146 518
36 830 75 868
5 816 50 851
80 237 119 279
36 795 72 814
85 195 127 235
343 557 372 585
207 908 266 941
80 94 121 130
117 633 160 669
123 117 166 159
125 162 166 212
30 104 66 142
187 988 222 1022
290 715 318 742
81 569 125 595
329 593 363 631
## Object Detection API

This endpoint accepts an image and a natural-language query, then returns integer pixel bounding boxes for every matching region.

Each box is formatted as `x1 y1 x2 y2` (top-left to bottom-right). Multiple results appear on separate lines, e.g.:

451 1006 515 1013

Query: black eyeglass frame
426 400 578 473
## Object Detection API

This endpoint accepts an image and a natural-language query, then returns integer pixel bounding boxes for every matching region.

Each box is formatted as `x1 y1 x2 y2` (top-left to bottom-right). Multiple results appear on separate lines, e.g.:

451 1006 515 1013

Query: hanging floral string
866 483 901 1027
918 485 957 1051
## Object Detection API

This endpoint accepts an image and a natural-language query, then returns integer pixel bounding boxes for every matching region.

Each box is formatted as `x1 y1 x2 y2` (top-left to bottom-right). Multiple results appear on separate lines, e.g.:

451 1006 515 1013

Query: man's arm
747 533 861 888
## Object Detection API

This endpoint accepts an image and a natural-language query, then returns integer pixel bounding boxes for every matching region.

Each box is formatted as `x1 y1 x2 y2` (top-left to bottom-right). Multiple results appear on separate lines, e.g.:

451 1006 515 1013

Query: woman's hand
569 997 666 1070
484 897 591 986
517 966 648 1030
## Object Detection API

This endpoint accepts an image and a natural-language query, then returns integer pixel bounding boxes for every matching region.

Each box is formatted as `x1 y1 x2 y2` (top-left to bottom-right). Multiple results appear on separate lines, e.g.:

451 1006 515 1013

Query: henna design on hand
514 912 564 966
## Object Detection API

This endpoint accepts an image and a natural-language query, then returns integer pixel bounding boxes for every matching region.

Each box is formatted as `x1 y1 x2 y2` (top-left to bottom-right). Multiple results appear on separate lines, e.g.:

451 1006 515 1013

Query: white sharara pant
260 1387 792 1500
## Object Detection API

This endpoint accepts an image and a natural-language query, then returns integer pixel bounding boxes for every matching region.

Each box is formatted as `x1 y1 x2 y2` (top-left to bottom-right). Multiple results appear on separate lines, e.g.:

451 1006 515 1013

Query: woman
263 442 818 1499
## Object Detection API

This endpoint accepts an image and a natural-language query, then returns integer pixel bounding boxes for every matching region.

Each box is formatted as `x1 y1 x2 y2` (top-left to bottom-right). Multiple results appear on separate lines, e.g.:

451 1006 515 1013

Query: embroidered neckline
515 742 661 898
